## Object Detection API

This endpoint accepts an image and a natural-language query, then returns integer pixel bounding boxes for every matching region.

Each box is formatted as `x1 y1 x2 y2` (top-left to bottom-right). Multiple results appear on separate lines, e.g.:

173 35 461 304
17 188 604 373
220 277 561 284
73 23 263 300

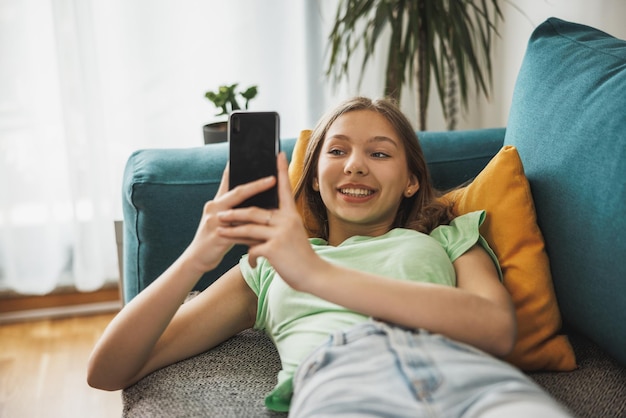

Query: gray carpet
529 332 626 418
123 329 626 417
123 329 285 417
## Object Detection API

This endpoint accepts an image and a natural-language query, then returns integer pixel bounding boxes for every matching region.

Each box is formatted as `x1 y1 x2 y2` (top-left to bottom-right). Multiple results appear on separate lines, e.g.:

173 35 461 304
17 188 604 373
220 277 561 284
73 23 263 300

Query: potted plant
203 83 258 144
326 0 504 130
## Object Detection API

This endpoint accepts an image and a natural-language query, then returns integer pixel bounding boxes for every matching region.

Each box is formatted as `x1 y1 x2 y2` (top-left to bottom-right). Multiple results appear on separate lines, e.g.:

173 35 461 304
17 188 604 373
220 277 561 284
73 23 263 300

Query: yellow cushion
288 129 312 189
289 131 576 371
288 130 322 236
445 145 576 371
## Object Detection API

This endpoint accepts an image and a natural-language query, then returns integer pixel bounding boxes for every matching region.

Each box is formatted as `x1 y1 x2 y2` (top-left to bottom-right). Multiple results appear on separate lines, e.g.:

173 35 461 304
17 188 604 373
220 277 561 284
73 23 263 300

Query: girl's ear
404 175 420 197
313 177 320 191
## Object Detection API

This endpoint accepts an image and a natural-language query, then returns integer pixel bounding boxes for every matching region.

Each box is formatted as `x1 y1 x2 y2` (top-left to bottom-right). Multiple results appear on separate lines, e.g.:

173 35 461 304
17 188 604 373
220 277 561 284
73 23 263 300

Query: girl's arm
299 244 516 357
87 167 272 391
87 263 256 391
218 153 516 357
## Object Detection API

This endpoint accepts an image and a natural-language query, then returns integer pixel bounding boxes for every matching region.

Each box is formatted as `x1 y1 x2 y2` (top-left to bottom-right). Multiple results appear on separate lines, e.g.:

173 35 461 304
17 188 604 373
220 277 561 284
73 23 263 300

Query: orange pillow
445 146 576 371
289 131 576 371
288 130 321 236
288 129 311 189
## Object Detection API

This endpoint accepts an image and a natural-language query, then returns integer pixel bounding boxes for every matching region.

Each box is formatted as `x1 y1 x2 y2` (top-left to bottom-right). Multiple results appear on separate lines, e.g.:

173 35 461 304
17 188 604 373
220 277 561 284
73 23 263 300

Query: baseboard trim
0 284 120 312
0 300 121 324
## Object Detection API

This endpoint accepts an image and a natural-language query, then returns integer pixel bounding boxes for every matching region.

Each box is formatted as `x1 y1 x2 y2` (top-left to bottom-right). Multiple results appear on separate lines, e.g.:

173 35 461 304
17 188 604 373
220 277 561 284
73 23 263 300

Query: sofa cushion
290 131 575 371
446 146 576 371
505 18 626 366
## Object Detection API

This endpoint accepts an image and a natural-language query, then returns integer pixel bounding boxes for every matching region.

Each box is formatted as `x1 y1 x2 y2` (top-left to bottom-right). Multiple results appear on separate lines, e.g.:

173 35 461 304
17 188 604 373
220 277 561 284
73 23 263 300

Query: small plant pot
203 121 228 144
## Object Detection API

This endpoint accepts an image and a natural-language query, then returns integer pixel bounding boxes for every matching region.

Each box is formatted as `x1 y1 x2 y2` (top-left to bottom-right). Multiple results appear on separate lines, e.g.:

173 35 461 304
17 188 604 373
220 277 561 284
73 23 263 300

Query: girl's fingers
218 175 277 210
214 153 286 212
217 207 272 229
276 152 295 210
215 162 230 198
215 153 297 243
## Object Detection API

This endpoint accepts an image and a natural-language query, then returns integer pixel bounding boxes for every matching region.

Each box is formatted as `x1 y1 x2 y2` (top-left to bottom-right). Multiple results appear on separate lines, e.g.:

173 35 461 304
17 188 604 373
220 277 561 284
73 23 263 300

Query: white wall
451 0 626 131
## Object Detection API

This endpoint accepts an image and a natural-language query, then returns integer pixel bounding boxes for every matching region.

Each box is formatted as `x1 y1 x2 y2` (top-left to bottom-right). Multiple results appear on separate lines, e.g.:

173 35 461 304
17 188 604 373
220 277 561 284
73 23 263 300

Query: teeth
340 188 374 197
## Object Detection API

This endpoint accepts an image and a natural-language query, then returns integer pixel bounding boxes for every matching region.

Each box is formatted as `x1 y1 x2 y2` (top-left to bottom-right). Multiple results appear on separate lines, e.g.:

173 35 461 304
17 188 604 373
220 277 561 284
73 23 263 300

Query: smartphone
228 111 280 209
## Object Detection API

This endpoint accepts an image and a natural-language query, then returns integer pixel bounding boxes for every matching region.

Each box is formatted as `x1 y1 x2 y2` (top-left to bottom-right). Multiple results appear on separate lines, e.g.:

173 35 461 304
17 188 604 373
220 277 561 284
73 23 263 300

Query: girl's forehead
325 110 397 140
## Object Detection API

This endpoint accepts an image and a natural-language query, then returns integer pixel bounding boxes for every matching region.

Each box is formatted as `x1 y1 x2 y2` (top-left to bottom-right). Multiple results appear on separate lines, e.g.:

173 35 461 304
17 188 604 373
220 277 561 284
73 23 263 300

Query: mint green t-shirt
239 210 499 412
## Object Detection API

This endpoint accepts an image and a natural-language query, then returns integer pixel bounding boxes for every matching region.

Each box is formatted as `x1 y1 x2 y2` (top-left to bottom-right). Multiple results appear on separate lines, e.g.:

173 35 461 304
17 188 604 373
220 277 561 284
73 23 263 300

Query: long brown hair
293 97 454 239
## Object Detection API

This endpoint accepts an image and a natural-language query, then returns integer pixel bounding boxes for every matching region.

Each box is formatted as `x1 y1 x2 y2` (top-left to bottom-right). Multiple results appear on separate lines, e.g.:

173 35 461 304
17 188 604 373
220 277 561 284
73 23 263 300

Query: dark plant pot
203 121 228 144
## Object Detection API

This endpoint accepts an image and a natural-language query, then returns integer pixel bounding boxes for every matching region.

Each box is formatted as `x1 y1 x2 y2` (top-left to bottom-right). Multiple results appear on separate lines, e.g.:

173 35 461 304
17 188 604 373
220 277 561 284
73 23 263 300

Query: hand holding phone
228 111 280 209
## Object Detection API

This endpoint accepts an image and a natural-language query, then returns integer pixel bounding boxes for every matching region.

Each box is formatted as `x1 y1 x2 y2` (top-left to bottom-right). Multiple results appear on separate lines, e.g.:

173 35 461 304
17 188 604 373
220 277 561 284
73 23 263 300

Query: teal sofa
121 18 625 417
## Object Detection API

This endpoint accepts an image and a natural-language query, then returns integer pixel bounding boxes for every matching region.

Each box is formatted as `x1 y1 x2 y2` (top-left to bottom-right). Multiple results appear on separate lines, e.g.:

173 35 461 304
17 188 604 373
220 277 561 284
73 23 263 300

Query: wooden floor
0 313 123 418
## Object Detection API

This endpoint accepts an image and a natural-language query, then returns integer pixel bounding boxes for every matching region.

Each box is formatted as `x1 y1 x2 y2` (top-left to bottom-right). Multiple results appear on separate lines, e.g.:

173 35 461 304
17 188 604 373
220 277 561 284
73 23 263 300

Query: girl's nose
344 155 368 175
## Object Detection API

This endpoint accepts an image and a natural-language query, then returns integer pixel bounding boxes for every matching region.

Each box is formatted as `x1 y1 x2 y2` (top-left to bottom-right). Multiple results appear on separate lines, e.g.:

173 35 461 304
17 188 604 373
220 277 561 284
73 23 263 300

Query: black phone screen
228 111 280 209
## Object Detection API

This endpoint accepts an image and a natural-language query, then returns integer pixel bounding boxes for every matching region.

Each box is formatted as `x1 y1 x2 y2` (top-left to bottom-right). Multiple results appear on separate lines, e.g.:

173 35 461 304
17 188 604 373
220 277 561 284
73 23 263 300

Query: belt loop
373 318 392 336
331 329 346 346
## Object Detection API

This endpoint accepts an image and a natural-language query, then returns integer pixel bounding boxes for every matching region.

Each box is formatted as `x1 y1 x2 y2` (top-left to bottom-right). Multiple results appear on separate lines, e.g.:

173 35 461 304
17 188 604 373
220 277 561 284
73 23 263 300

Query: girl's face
314 110 419 244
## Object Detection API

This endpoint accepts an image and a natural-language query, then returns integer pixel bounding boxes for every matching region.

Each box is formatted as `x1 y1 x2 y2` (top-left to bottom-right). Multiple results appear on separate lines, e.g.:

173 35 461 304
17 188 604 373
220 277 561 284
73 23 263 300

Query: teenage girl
89 97 571 417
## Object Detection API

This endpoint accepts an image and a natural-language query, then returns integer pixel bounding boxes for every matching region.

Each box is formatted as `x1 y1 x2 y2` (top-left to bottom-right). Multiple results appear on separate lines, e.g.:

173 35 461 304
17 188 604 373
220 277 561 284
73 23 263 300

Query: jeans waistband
328 319 428 347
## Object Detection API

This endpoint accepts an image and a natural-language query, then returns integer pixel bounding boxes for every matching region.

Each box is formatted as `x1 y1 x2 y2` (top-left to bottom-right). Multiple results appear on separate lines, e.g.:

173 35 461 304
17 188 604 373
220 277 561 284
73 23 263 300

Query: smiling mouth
339 188 375 197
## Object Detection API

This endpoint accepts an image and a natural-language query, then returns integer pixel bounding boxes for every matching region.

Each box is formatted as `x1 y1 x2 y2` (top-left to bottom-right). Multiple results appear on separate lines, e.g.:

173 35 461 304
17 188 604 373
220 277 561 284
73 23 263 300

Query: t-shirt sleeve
239 254 260 295
239 255 271 330
429 210 503 281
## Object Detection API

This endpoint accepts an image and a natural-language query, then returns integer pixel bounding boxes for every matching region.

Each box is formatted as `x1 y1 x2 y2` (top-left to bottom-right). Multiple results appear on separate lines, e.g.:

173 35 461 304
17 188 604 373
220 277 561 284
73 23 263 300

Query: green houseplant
326 0 504 130
203 83 258 144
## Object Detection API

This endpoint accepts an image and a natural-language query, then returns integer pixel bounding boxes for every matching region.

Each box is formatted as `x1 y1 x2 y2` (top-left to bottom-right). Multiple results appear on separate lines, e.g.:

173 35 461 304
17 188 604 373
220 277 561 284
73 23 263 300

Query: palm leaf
325 0 505 130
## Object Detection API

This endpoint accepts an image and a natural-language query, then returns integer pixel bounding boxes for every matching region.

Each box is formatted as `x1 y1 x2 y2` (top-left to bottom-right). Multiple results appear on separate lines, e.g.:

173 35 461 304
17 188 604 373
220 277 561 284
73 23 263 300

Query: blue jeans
290 320 572 418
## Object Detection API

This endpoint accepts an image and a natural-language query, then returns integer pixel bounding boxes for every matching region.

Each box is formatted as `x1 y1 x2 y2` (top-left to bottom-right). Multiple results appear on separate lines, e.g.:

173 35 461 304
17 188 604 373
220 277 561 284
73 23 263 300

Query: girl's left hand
217 152 322 291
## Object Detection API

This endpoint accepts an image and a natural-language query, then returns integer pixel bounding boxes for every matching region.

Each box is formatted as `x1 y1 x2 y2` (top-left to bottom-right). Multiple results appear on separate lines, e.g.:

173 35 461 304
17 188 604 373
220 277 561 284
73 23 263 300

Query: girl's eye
328 148 345 156
372 152 390 158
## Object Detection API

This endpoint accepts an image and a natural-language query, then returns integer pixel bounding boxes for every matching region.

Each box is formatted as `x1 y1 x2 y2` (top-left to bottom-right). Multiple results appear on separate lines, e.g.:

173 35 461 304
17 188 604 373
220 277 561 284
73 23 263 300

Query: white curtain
1 0 118 294
0 0 336 295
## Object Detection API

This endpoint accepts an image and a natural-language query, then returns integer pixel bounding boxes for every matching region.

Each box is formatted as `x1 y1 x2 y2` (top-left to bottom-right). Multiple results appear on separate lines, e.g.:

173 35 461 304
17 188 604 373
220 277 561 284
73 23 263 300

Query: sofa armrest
122 128 505 302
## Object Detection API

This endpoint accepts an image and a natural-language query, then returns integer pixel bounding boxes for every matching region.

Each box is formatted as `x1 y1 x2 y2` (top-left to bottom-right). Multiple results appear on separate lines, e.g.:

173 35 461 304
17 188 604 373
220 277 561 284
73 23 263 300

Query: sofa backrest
122 129 504 303
505 18 626 366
